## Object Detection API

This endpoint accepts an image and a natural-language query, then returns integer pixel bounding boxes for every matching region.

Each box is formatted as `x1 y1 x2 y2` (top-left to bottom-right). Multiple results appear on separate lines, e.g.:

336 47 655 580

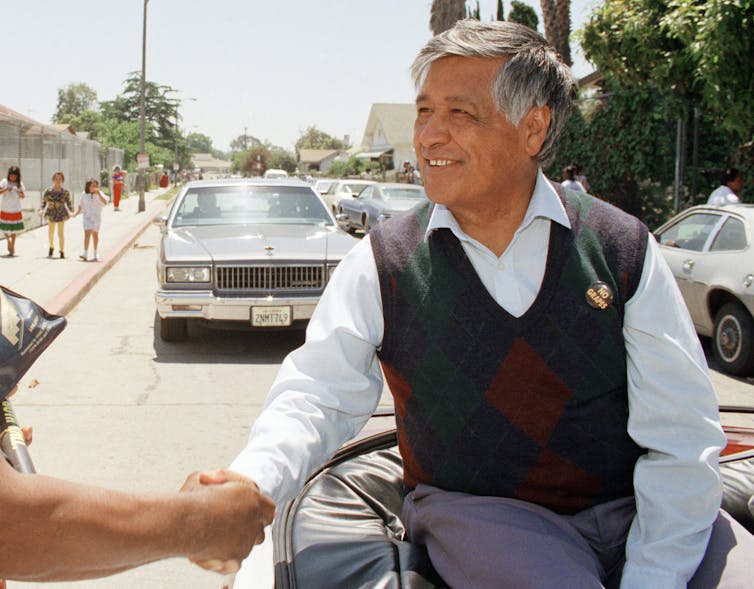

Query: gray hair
411 19 574 167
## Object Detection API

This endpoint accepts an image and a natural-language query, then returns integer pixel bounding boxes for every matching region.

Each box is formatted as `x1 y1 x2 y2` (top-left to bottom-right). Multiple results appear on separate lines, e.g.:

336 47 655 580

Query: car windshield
657 212 721 251
171 185 333 227
381 187 427 200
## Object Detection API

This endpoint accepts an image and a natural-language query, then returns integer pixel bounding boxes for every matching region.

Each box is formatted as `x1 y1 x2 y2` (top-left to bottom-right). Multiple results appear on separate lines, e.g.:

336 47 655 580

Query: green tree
65 110 106 140
186 132 213 153
267 146 298 174
497 0 504 20
295 126 345 152
509 1 538 31
100 73 181 151
229 132 261 153
53 83 98 123
579 0 754 204
327 156 370 179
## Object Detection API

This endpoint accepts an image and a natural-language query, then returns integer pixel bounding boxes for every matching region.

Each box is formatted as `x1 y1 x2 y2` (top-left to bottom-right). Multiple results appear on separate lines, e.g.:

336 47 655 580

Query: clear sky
7 0 597 153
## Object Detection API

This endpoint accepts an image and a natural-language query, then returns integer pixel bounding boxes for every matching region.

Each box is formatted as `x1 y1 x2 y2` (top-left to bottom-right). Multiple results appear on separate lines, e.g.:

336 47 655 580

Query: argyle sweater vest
370 188 649 514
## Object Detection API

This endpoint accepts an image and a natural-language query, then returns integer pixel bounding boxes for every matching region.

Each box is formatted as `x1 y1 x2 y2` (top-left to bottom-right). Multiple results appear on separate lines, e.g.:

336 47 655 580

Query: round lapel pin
585 281 614 310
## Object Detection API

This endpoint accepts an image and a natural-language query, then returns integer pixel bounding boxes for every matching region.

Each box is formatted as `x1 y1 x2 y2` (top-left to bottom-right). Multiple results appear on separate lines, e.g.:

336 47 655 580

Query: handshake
179 469 275 575
0 385 274 583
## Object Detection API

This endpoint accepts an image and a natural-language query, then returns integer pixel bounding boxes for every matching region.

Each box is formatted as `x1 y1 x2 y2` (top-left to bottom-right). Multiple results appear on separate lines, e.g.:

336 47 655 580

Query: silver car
321 179 376 215
154 179 358 341
655 204 754 375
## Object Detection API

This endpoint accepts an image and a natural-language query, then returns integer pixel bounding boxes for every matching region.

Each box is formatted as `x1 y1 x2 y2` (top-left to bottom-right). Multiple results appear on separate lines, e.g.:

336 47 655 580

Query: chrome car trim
155 289 319 321
215 265 324 291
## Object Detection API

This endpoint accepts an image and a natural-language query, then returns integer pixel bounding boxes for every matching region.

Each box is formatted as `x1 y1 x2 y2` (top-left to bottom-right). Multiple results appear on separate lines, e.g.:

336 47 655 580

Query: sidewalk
1 188 171 316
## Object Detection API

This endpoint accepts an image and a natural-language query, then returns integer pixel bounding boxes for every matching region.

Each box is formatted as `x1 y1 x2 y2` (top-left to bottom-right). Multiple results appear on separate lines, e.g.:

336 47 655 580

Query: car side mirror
153 215 168 233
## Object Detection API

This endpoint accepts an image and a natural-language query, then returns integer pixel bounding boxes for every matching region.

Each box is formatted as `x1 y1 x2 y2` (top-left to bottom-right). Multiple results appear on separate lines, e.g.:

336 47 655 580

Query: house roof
0 104 44 126
360 103 415 148
191 153 232 169
297 149 340 164
50 123 76 135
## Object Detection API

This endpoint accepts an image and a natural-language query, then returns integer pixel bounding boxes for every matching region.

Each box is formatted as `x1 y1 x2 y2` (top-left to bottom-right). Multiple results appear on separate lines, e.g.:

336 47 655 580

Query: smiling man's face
414 56 544 216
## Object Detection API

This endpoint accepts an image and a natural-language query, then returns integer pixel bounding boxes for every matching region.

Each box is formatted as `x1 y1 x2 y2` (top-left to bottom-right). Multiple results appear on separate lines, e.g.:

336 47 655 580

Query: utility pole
138 0 149 213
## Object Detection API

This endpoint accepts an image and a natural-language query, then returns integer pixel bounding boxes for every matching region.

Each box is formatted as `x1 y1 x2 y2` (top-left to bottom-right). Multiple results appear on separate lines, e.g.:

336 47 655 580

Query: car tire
362 215 370 234
160 316 188 342
712 302 754 376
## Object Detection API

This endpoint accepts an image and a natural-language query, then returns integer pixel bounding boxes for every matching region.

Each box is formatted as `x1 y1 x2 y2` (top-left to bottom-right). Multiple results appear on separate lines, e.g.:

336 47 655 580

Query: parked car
654 204 754 375
263 169 289 179
313 178 336 196
335 182 428 234
154 178 358 342
321 179 376 214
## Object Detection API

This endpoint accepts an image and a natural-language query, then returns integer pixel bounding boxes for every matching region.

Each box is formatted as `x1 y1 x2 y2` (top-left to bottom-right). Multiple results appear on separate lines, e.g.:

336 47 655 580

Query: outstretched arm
0 458 274 581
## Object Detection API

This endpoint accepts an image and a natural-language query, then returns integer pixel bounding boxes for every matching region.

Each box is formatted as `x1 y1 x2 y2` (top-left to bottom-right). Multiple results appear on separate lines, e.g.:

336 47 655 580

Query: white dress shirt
231 170 725 589
707 185 740 207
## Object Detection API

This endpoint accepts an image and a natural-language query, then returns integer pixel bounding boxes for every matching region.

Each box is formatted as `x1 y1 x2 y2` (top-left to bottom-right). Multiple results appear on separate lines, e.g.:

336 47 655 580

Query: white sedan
655 204 754 375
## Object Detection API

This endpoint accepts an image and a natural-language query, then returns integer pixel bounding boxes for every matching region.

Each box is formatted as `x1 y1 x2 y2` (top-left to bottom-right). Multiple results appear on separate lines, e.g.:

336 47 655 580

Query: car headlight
166 267 211 283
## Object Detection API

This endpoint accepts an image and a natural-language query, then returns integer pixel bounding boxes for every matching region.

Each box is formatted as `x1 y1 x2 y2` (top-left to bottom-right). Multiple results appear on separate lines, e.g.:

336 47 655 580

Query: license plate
251 306 292 327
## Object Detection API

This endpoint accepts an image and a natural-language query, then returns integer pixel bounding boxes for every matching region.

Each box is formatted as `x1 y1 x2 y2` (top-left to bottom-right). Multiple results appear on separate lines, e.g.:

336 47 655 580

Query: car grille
216 265 324 291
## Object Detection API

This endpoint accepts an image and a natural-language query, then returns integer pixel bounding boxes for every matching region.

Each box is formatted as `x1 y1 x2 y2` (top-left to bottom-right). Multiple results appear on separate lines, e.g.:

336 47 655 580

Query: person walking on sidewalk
111 165 126 211
73 178 107 262
0 166 26 256
40 171 74 259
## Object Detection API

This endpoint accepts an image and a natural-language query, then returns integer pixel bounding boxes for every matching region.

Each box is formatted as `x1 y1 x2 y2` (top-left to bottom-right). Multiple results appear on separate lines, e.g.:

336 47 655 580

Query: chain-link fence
0 109 125 231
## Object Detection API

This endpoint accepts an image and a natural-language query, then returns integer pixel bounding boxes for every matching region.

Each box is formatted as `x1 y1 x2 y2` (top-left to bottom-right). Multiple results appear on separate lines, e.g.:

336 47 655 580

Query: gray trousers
402 485 754 589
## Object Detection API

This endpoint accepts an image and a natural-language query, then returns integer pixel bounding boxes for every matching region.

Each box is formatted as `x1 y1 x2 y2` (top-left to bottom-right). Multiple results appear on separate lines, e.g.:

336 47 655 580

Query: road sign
137 153 150 169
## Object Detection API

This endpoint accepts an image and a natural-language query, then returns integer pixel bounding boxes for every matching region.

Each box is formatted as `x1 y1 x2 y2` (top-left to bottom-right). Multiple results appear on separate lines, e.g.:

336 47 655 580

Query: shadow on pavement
151 312 305 365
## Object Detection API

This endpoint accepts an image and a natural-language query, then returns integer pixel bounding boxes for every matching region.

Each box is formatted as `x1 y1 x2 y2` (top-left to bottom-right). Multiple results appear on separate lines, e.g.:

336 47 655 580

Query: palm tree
540 0 572 65
429 0 466 36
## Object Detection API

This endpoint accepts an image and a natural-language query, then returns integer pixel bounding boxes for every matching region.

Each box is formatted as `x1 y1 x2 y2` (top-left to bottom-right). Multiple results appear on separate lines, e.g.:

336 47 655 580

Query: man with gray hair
230 20 753 587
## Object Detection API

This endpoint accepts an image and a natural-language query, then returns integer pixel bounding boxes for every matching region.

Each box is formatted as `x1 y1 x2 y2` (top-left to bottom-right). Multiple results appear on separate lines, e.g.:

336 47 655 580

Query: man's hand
180 469 275 574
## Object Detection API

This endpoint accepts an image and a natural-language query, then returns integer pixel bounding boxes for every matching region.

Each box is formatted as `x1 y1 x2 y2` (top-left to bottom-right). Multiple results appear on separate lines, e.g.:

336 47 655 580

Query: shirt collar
424 169 571 242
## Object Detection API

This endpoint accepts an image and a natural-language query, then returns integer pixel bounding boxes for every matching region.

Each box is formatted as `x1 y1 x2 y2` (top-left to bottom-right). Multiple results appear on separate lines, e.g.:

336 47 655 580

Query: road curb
47 199 169 316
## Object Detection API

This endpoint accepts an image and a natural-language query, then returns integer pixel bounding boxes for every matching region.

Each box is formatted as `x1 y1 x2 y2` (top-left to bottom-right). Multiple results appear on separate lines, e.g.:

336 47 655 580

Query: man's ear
523 104 551 158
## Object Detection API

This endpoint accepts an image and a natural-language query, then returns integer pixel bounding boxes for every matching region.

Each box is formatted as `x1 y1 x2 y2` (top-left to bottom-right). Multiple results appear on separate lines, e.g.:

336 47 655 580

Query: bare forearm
0 470 194 581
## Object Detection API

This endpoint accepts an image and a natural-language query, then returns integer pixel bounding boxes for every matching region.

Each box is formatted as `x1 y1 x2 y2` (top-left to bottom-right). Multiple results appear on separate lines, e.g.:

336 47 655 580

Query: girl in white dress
73 178 107 261
0 166 26 256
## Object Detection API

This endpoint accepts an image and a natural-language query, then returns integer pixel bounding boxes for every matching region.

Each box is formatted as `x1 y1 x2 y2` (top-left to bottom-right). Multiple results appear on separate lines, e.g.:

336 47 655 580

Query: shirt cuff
620 563 686 589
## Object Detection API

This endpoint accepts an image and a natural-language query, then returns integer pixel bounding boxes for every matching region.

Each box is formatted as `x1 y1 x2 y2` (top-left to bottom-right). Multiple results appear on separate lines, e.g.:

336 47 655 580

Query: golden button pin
585 281 614 310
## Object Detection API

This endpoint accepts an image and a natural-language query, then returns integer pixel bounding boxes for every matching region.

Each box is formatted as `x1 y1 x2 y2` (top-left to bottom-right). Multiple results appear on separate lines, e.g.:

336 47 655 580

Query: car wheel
160 316 188 342
712 302 754 376
362 215 370 234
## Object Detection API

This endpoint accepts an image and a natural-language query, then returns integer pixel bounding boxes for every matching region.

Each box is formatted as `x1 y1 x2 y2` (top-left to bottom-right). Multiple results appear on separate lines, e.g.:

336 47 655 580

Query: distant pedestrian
571 162 590 192
561 164 585 192
40 171 74 259
159 171 169 188
708 168 743 207
111 165 126 211
73 178 107 262
0 166 26 256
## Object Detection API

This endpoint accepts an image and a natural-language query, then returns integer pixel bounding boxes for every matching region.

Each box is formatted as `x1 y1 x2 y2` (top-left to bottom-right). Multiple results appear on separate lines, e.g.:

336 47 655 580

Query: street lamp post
138 0 149 213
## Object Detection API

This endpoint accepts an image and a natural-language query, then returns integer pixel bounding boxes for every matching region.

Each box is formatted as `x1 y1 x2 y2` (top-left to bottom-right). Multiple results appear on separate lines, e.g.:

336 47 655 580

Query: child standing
111 165 126 211
0 166 26 256
41 171 73 258
74 178 107 262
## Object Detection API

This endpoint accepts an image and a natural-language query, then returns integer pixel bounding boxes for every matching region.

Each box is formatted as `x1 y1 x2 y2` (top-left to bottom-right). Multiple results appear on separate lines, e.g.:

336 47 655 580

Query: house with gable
357 103 417 176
